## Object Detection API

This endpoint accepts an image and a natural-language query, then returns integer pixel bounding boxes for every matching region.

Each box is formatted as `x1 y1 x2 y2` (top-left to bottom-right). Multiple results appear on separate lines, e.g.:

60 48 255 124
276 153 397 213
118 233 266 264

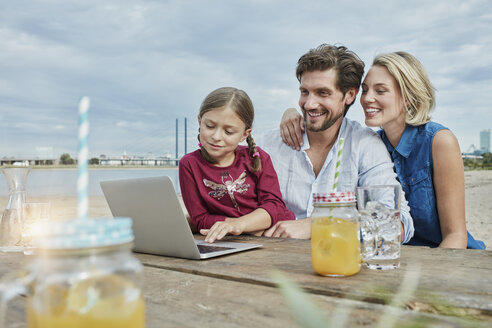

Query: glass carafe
0 167 31 252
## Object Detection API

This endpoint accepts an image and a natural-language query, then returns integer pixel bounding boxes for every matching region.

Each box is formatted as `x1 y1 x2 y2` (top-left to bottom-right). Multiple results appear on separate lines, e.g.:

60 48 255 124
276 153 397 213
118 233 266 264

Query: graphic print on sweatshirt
203 171 250 210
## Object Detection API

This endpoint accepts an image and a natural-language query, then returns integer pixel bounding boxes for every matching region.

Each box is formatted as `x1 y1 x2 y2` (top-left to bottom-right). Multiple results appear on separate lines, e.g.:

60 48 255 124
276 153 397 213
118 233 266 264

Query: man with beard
256 44 414 241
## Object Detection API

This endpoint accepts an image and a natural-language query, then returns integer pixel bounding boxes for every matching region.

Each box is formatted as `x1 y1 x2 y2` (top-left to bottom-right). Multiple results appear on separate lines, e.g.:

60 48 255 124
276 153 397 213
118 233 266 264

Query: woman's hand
200 220 245 243
280 108 304 150
262 218 311 239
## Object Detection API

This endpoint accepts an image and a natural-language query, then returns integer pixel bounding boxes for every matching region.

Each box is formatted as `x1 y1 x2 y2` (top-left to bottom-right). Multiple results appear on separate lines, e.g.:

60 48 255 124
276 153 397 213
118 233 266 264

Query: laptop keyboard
197 244 234 254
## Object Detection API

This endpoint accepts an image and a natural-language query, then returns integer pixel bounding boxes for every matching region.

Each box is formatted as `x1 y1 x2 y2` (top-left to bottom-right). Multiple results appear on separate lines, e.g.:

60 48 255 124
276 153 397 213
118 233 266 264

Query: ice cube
364 201 385 212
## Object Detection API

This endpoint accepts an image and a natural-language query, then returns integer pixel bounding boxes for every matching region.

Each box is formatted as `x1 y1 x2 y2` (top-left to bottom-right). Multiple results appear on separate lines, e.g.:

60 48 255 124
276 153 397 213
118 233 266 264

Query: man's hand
262 218 311 239
201 220 244 243
280 108 304 150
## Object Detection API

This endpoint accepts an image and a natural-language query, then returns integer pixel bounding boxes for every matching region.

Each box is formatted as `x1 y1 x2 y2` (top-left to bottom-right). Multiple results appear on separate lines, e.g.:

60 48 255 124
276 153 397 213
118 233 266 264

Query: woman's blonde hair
373 52 435 126
198 87 261 172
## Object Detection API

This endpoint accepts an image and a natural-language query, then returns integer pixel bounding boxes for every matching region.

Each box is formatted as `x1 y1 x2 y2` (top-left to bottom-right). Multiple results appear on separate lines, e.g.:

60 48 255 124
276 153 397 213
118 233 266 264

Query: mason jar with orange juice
0 217 145 328
311 192 377 277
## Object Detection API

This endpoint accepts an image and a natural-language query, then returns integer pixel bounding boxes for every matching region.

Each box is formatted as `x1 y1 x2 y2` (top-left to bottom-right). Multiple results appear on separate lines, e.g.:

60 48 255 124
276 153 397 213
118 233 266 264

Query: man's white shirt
256 117 414 243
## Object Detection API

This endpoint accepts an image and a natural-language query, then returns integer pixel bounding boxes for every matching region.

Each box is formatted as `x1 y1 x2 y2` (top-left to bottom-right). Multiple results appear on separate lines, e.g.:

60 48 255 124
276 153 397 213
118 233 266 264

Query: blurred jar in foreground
0 217 145 328
310 192 377 277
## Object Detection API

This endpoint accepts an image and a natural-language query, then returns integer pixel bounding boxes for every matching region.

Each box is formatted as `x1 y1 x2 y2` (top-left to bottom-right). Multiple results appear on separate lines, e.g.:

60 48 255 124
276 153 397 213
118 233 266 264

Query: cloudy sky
1 0 491 160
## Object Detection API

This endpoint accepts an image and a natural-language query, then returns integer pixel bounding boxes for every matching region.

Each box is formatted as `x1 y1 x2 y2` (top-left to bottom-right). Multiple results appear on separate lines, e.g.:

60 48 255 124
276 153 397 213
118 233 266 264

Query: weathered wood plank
0 252 487 327
136 236 492 321
143 266 483 328
0 253 28 328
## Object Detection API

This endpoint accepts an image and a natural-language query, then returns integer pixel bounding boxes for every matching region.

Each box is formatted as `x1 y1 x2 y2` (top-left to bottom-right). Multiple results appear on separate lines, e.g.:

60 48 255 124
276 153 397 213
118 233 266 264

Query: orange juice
26 275 146 328
27 298 145 328
311 217 361 276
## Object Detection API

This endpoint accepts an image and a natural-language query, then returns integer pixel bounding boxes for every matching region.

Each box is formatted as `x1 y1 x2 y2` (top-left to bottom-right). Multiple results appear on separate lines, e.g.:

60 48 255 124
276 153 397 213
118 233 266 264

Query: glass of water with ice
356 185 401 270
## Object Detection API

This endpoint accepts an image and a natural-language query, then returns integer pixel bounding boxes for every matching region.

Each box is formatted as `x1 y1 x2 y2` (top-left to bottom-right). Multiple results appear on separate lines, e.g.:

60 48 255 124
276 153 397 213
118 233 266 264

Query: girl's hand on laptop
201 220 245 243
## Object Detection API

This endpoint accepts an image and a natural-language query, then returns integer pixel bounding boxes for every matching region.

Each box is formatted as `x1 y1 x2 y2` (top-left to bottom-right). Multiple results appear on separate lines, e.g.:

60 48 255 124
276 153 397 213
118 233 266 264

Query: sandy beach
1 170 491 249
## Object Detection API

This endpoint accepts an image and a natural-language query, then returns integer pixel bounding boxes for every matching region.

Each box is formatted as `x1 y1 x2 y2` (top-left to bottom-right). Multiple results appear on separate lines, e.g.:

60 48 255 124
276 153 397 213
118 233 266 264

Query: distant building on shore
480 129 491 153
97 152 177 166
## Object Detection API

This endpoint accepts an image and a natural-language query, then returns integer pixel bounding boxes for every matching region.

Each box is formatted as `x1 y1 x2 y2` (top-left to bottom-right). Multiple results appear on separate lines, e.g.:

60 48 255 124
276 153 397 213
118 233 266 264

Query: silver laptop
100 176 262 259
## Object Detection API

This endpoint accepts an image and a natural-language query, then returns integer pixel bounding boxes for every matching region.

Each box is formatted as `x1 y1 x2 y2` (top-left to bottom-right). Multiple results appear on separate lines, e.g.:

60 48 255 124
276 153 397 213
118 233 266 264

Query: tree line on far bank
463 152 492 170
59 153 99 165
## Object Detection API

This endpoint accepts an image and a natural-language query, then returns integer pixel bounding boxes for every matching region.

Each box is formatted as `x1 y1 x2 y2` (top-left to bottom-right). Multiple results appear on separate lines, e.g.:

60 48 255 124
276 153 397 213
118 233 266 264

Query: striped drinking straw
332 138 344 192
77 97 90 220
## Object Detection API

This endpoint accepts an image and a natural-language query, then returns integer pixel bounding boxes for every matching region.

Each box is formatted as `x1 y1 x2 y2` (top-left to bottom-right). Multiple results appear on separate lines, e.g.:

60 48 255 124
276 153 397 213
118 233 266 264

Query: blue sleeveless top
378 122 485 249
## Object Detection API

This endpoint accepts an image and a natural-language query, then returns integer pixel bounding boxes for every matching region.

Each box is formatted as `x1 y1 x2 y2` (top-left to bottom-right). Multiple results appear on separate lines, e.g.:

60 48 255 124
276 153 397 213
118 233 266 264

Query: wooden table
1 236 491 327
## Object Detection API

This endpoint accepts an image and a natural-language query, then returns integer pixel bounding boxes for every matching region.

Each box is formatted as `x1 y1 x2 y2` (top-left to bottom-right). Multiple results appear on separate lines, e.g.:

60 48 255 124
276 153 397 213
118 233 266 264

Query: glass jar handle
360 216 378 262
0 270 33 328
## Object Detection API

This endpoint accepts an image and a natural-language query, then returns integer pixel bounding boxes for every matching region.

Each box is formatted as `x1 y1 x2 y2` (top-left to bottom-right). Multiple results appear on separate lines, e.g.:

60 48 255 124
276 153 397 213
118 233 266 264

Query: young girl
179 87 295 243
279 52 485 249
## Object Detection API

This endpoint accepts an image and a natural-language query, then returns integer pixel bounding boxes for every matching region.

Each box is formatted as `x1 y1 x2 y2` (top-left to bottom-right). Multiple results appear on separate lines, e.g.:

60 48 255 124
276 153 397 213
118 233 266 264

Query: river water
0 168 180 196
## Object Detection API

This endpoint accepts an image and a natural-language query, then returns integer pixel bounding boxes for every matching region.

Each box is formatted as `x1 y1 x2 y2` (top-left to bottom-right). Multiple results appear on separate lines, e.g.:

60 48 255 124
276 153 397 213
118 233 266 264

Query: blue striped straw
332 138 345 192
77 97 90 220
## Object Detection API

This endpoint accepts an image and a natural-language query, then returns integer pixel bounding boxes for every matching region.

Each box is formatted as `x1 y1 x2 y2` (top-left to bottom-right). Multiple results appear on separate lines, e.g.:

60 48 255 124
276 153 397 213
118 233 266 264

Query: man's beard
304 110 344 132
